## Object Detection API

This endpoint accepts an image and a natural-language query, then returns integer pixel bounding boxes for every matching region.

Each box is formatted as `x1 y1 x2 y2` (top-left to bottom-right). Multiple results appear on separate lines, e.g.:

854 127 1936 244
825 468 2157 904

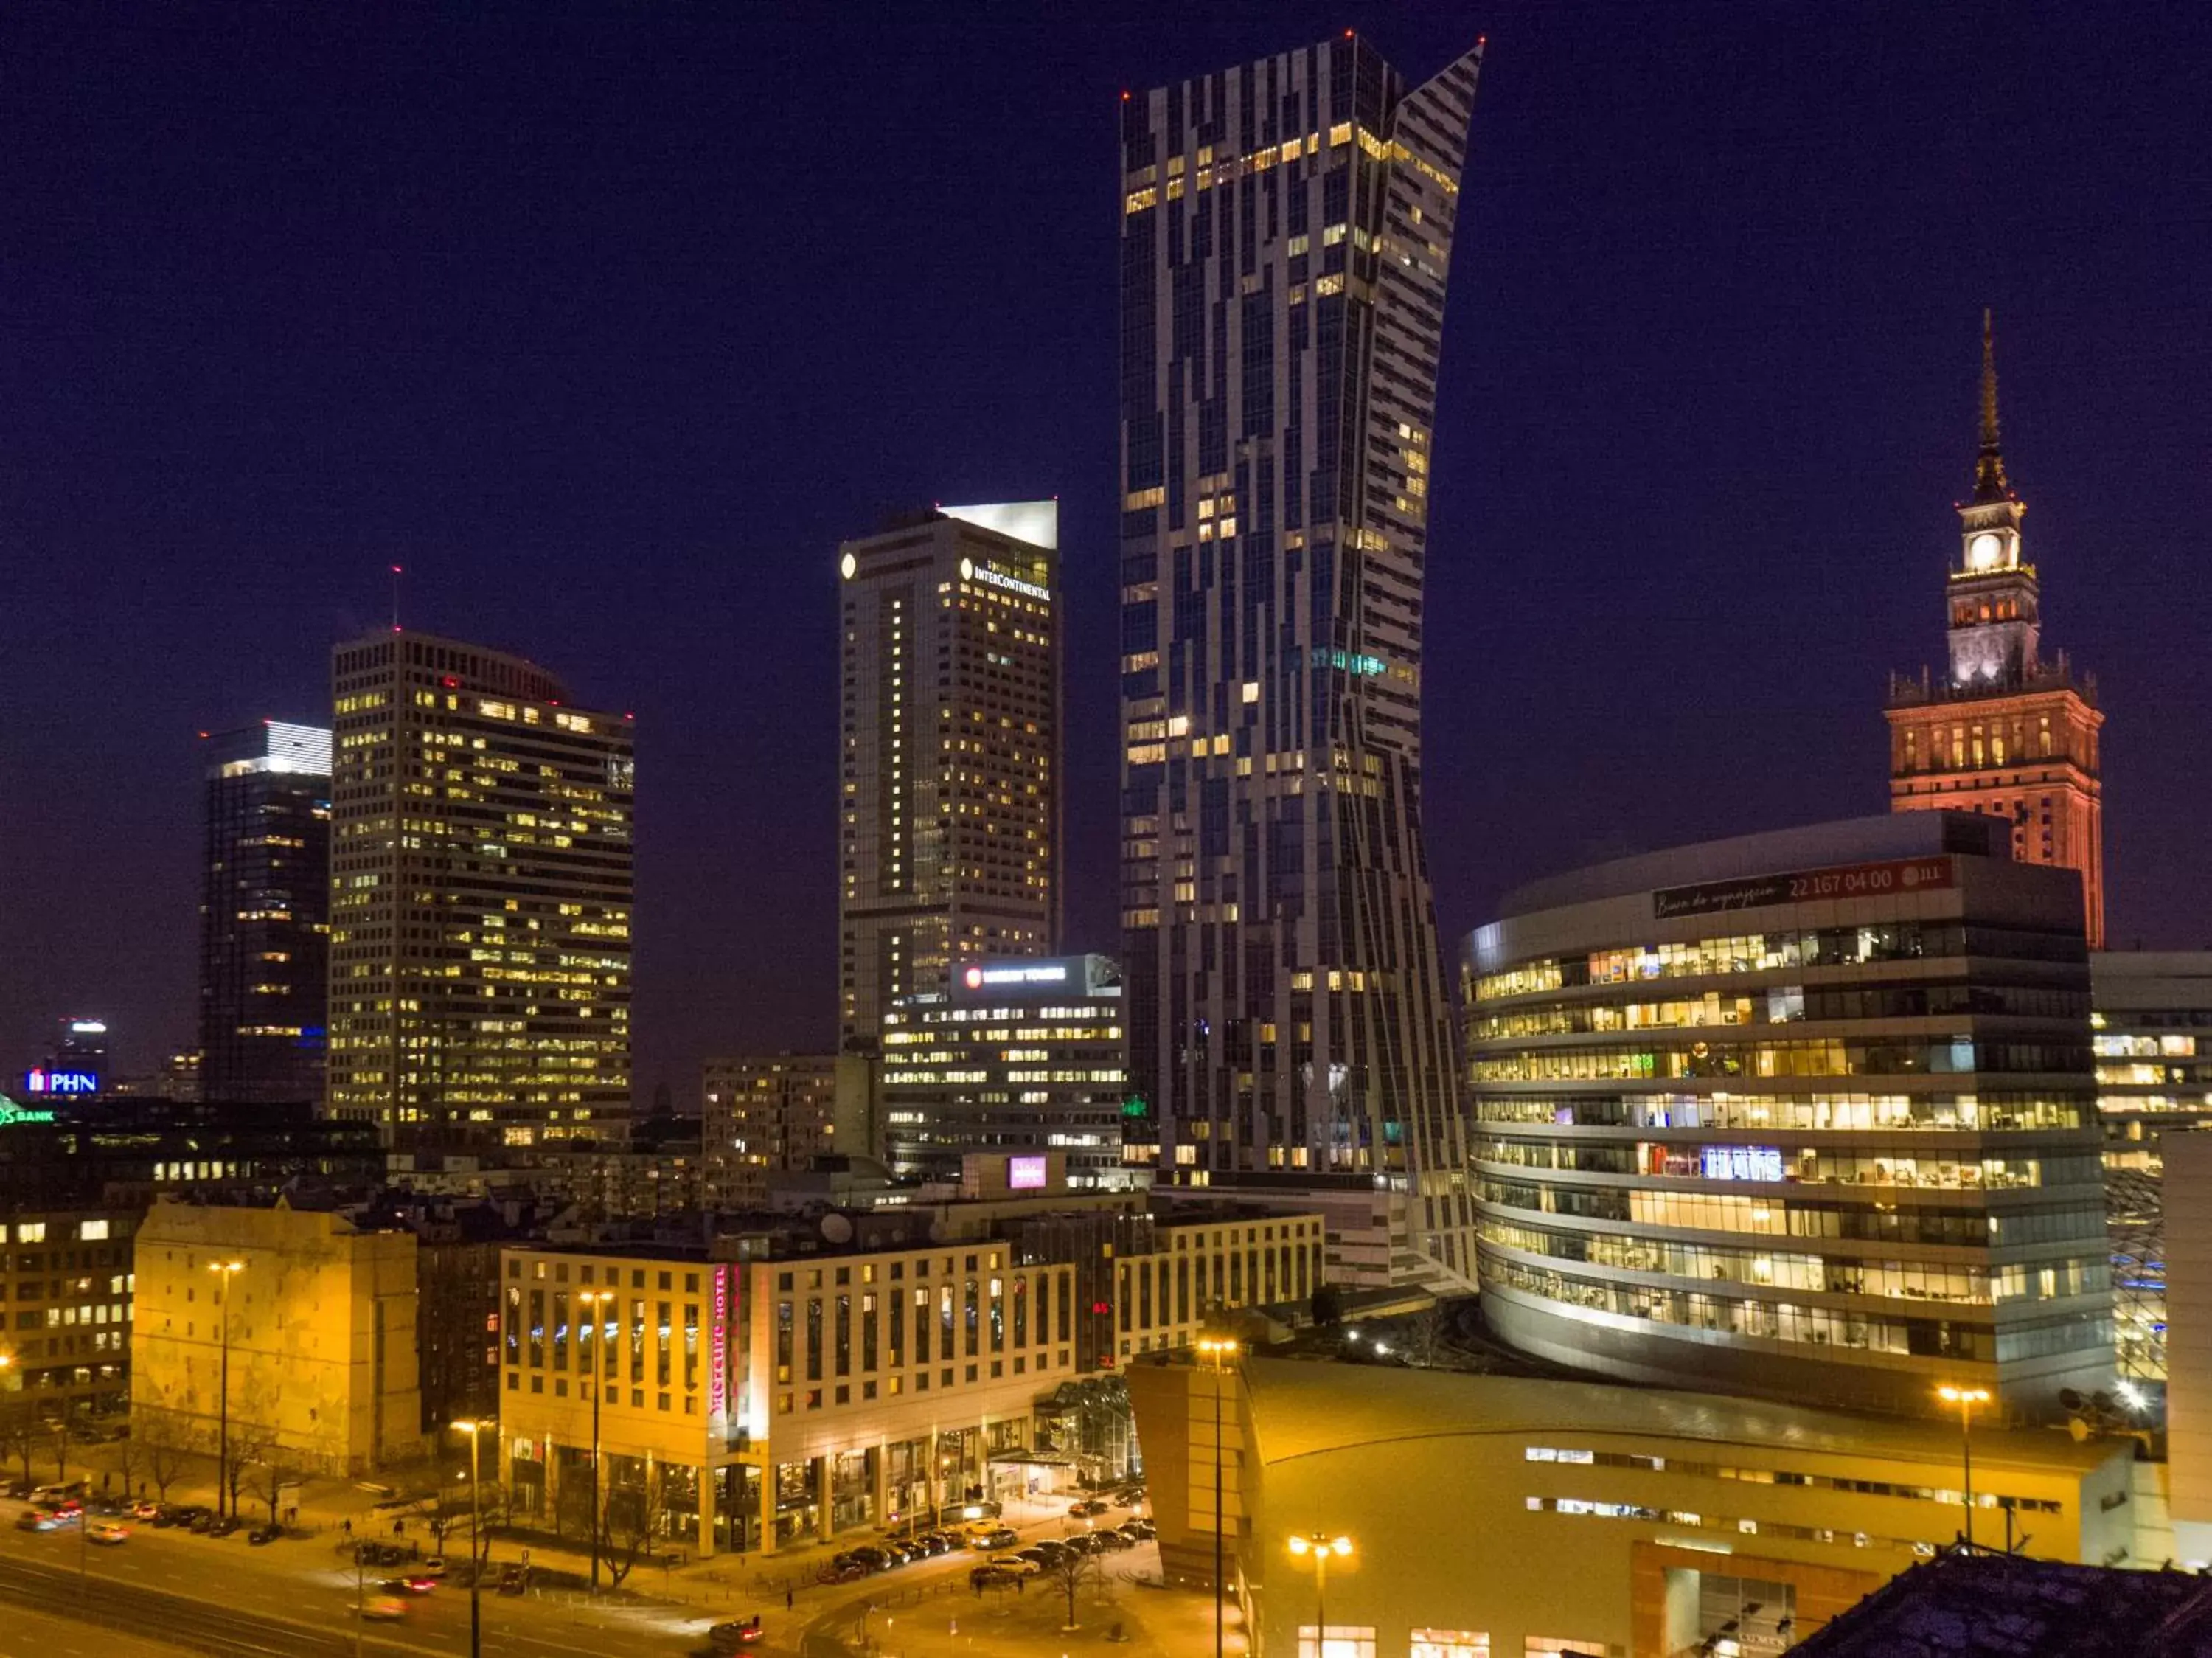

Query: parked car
967 1525 1019 1551
496 1564 529 1596
150 1505 196 1529
816 1559 867 1585
30 1482 86 1508
86 1522 131 1546
247 1523 284 1547
417 1556 449 1578
1122 1517 1157 1540
845 1545 891 1572
970 1564 1020 1591
207 1515 241 1538
1092 1527 1134 1551
1068 1497 1110 1517
985 1553 1040 1578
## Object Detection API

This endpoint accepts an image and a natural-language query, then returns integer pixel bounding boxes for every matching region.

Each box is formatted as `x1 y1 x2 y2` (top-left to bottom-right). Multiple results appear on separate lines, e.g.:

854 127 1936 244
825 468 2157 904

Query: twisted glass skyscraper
1117 36 1483 1285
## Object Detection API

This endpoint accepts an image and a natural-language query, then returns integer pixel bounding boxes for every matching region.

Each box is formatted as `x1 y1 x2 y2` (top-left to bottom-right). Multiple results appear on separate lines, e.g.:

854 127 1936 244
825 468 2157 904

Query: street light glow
1287 1532 1352 1558
1937 1384 1991 1406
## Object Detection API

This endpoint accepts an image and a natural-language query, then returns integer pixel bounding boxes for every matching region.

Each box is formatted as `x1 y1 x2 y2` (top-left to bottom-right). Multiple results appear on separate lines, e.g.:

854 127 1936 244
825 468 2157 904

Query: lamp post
453 1419 489 1658
577 1291 613 1591
1937 1384 1992 1547
1195 1336 1240 1658
1287 1531 1354 1657
209 1261 244 1521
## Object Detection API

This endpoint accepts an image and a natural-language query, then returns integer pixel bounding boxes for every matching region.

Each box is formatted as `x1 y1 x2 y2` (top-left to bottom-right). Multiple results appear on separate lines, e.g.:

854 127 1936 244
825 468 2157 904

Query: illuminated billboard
25 1069 98 1096
1007 1156 1049 1191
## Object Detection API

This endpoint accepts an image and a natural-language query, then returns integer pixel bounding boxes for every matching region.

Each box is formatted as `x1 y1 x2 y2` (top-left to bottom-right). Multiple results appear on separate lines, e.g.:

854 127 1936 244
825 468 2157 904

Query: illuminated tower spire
1972 307 2009 504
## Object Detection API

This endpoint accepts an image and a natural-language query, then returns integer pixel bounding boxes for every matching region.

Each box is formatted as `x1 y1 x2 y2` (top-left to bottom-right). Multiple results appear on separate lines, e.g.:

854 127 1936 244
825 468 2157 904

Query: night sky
7 3 2210 1101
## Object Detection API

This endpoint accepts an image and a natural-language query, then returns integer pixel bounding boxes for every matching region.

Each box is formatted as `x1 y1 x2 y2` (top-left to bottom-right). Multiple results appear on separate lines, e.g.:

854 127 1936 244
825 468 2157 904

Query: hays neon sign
26 1069 98 1096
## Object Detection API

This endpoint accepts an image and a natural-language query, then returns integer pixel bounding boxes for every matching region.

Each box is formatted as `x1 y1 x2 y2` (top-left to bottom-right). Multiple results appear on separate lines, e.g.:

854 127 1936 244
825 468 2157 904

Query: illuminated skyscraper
1888 313 2105 946
327 632 633 1153
198 721 332 1103
1116 37 1484 1285
838 504 1060 1055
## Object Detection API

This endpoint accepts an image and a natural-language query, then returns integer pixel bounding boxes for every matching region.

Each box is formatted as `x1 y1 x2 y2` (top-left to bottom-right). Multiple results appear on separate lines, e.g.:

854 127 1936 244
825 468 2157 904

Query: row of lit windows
1474 1092 2089 1134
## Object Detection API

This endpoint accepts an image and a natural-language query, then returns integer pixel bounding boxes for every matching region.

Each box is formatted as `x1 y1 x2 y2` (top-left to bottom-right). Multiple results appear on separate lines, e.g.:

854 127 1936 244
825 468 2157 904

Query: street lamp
453 1419 490 1658
577 1290 614 1590
1937 1384 1992 1547
1287 1531 1354 1657
1195 1336 1240 1658
209 1262 245 1521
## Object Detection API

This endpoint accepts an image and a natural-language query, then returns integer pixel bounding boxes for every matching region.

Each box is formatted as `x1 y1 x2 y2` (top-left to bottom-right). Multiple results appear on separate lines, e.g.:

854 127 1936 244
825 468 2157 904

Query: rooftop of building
1226 1356 2122 1478
1791 1550 2212 1656
1496 811 2007 920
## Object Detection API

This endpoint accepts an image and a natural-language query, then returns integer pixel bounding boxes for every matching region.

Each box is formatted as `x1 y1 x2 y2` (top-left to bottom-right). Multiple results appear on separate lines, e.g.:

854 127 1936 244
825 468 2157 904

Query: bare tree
114 1423 142 1499
1048 1544 1106 1632
0 1402 38 1488
596 1466 667 1592
138 1408 191 1501
247 1441 293 1526
46 1414 73 1482
225 1430 270 1519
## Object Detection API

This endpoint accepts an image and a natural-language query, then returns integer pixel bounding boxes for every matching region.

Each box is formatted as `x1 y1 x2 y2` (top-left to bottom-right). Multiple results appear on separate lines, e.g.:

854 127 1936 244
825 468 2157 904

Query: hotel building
838 504 1060 1056
495 1164 1324 1555
1888 313 2105 946
1116 35 1486 1288
326 631 633 1154
1464 814 2113 1421
879 954 1135 1188
198 721 332 1104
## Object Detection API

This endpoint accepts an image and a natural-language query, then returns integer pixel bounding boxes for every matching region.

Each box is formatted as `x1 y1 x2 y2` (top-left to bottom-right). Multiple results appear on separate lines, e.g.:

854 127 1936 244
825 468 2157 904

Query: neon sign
709 1265 730 1425
965 963 1067 988
25 1069 97 1096
1701 1145 1784 1182
0 1096 57 1126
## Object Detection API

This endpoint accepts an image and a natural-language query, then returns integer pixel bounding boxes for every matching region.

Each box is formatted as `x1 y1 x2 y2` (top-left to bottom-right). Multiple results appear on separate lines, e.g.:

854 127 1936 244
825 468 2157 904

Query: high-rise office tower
1116 37 1484 1285
198 721 332 1103
327 632 633 1153
1888 313 2105 946
838 504 1060 1055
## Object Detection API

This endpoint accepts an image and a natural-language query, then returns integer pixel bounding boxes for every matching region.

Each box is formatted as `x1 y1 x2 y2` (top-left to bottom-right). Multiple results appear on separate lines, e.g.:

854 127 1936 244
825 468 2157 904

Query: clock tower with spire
1886 313 2106 946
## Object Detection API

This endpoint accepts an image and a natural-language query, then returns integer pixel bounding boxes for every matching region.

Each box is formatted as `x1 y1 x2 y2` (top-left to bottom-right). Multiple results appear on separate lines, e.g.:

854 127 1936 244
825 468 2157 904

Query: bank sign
1654 856 1956 920
24 1068 98 1096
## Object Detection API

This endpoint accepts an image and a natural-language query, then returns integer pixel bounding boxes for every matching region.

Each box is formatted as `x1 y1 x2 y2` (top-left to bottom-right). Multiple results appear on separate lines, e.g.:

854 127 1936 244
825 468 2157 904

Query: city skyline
9 4 2212 1100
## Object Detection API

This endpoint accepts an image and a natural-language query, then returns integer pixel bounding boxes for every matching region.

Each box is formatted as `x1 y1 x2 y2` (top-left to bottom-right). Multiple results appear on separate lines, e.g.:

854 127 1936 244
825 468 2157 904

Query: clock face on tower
1967 532 2005 570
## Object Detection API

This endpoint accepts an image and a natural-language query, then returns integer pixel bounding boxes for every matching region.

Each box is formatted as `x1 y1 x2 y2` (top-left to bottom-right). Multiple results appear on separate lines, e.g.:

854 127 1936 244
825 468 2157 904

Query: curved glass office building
1464 814 2114 1420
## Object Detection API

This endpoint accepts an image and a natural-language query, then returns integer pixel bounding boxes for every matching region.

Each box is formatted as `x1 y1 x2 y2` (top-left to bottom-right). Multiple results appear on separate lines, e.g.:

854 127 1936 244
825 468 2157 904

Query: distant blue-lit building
198 721 331 1104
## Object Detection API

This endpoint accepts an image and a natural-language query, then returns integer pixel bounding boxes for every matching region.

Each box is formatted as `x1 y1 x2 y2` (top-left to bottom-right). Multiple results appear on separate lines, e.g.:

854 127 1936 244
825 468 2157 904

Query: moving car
15 1510 66 1532
86 1522 131 1546
360 1596 409 1621
709 1616 767 1651
966 1525 1018 1550
970 1564 1020 1590
380 1575 437 1596
497 1564 529 1596
1068 1498 1110 1517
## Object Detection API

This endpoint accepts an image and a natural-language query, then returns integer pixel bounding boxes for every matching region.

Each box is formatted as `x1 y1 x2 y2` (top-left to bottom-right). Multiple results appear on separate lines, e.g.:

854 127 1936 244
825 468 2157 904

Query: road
0 1600 193 1658
0 1519 716 1657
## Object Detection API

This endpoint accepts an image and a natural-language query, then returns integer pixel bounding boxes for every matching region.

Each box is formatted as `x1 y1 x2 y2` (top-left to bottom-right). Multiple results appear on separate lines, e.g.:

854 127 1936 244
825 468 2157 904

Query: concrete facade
130 1201 422 1476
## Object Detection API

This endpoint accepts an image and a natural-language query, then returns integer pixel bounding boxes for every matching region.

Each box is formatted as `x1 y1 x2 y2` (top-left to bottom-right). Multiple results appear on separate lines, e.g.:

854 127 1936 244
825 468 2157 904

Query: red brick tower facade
1887 313 2104 945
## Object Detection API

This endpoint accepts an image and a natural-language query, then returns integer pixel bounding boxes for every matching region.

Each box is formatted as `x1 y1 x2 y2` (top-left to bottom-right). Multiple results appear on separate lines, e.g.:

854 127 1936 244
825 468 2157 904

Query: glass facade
327 633 632 1151
2089 951 2212 1388
1116 35 1485 1283
1465 822 2114 1420
198 722 331 1103
879 955 1132 1187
